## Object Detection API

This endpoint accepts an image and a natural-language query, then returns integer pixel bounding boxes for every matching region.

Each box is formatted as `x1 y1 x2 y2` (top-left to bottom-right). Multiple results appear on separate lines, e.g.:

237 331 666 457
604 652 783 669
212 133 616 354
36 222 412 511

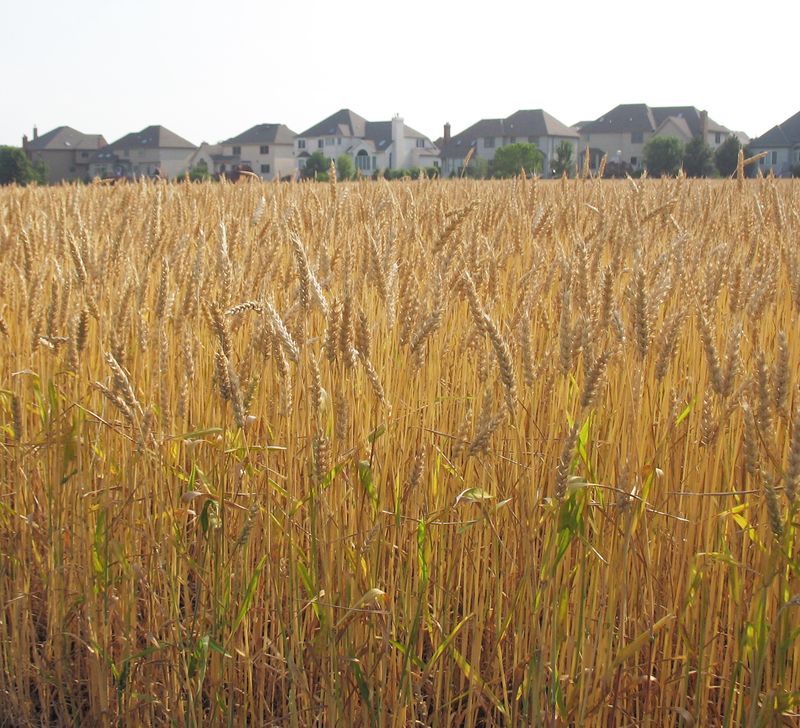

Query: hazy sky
3 0 797 147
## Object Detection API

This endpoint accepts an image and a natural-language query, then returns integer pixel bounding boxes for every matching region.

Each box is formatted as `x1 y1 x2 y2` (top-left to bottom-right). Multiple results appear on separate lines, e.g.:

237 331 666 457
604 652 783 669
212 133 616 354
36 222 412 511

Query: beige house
88 125 196 179
216 124 297 180
22 126 107 183
295 109 439 175
577 104 734 172
438 110 579 177
748 110 800 177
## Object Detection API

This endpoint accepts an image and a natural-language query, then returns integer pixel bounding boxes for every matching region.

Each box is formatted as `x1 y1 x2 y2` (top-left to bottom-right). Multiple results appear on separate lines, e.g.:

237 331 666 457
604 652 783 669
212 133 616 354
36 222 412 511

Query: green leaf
367 423 386 444
230 555 268 636
358 460 378 512
454 487 494 505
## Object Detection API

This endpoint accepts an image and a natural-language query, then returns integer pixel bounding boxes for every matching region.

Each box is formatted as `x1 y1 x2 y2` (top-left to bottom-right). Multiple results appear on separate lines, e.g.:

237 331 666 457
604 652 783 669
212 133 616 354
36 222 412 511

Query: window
260 164 270 174
81 151 89 158
484 137 495 148
715 132 721 144
631 132 643 144
771 151 778 164
416 138 425 148
630 156 638 166
356 150 371 171
298 139 306 149
232 146 241 156
318 139 324 149
372 156 376 170
509 137 516 144
260 145 269 154
326 138 336 146
528 136 537 144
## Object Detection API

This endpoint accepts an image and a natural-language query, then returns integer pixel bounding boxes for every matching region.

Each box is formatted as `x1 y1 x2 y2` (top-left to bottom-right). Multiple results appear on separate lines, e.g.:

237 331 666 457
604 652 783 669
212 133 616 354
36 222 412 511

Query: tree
551 140 574 177
300 151 332 180
465 157 490 179
714 134 742 177
683 137 715 177
643 136 684 177
0 146 44 185
336 154 355 181
491 143 544 178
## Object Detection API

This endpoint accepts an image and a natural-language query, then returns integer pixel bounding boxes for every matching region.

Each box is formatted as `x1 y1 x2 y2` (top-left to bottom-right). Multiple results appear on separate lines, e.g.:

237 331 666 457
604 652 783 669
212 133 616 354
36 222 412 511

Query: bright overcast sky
2 0 797 147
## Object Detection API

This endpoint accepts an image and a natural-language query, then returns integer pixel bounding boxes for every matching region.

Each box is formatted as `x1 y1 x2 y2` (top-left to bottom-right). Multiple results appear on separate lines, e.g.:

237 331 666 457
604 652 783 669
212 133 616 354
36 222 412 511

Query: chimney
444 122 451 145
22 134 29 148
391 114 405 170
700 110 708 141
33 125 39 140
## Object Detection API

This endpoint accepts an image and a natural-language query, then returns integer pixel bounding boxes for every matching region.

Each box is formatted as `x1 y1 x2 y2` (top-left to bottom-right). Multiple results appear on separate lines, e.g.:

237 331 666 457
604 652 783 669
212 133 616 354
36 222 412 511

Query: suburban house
209 123 298 180
437 110 579 178
295 109 440 175
22 126 107 183
88 125 196 179
577 104 736 172
748 110 800 177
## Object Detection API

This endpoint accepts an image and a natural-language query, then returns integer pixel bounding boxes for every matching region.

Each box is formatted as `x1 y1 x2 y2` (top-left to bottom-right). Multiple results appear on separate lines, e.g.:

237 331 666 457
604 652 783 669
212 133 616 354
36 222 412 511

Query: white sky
2 0 797 147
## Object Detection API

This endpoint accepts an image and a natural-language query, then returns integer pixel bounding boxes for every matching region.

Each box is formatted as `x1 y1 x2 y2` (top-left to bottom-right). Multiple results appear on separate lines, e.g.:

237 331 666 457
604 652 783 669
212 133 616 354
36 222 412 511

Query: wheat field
0 175 798 726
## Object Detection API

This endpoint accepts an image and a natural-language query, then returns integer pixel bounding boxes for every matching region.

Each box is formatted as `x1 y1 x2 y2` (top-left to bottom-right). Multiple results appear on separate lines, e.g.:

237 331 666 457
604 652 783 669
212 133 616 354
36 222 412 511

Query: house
437 110 579 178
295 109 440 175
215 123 297 180
88 125 196 180
577 104 734 172
22 126 107 183
748 110 800 177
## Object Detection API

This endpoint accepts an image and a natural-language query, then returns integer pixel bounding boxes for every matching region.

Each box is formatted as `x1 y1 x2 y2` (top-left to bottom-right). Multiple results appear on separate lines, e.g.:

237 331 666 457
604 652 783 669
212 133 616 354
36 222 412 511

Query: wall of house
580 131 648 168
27 150 80 183
752 146 793 176
655 119 692 144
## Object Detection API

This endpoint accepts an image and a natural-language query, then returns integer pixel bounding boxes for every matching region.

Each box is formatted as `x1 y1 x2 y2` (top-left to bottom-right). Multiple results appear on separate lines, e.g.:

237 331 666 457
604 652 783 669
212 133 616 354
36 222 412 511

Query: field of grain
0 175 798 726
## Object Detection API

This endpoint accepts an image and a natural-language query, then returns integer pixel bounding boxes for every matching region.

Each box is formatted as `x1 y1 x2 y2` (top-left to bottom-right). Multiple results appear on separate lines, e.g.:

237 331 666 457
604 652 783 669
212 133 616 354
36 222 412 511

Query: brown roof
25 126 106 151
298 109 429 149
223 123 297 145
440 109 577 159
109 125 196 150
581 104 729 137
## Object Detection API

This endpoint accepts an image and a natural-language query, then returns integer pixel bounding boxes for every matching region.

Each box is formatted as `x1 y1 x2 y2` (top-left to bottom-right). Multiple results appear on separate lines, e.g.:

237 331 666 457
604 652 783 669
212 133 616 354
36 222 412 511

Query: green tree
300 151 332 180
336 154 355 181
465 157 490 179
714 134 742 177
0 146 44 185
551 140 574 177
682 137 715 177
643 136 684 177
491 143 544 178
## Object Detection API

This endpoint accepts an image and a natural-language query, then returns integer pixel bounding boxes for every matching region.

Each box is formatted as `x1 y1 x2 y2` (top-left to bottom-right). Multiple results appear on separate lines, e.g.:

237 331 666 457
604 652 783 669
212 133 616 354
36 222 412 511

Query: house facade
295 109 439 175
577 104 735 172
88 125 196 179
216 123 297 180
22 126 107 183
748 110 800 177
438 110 579 178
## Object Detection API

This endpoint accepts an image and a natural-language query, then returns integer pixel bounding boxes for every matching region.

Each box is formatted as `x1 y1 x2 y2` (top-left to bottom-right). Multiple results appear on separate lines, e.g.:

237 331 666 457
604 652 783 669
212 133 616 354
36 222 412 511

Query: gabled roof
300 109 369 138
109 125 196 150
579 104 656 135
440 109 577 159
223 123 297 145
651 106 728 136
298 109 429 147
581 104 729 137
25 126 106 151
750 110 800 148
